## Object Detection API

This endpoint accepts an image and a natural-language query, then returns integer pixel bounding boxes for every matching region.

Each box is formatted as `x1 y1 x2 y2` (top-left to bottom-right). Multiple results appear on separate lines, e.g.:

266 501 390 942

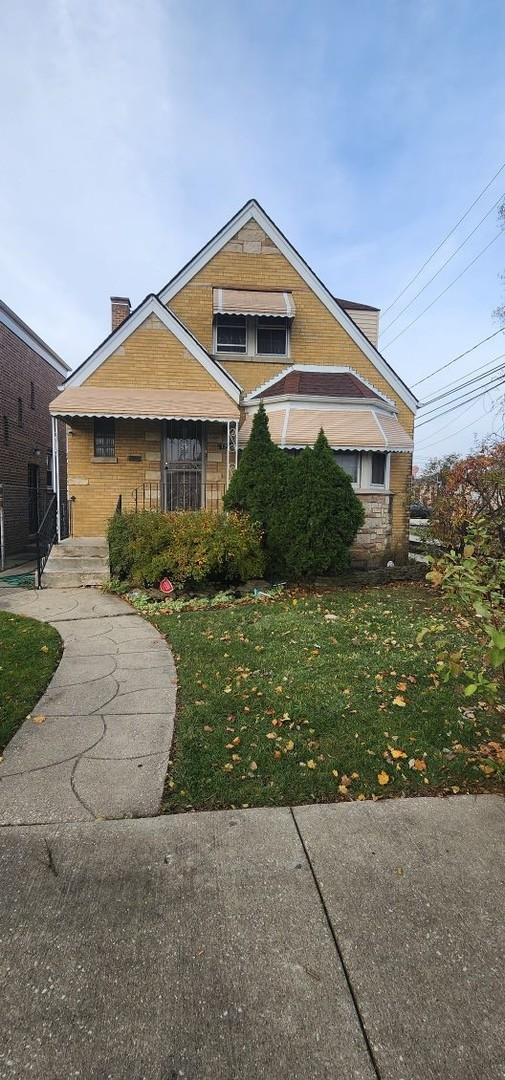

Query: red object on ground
159 578 174 595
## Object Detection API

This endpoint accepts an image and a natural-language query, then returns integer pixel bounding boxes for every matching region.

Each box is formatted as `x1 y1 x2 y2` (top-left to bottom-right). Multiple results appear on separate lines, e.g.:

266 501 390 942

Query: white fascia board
246 393 396 414
0 308 69 377
158 201 418 414
63 296 241 404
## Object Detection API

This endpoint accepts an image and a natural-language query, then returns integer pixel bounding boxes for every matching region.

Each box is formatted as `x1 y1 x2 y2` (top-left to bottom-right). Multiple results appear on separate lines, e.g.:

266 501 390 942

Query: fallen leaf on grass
285 739 295 752
40 645 49 653
338 784 349 795
392 695 407 708
306 759 317 770
389 746 407 760
377 770 390 786
249 761 258 772
223 763 234 772
479 763 495 776
409 758 427 772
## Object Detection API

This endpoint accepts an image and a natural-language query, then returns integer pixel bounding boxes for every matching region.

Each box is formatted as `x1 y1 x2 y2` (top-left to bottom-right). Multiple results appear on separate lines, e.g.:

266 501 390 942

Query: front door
163 420 203 510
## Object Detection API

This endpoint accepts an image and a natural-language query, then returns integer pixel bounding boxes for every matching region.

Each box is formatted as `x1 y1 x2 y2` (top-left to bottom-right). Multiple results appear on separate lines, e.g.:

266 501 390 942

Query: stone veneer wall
351 494 392 569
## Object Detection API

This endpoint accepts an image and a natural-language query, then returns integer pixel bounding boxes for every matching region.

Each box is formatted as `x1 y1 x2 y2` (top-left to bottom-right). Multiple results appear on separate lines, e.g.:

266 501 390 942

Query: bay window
333 451 359 483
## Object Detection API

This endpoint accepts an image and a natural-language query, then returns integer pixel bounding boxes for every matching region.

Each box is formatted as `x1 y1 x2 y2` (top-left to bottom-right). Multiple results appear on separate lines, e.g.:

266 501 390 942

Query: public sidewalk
0 795 503 1079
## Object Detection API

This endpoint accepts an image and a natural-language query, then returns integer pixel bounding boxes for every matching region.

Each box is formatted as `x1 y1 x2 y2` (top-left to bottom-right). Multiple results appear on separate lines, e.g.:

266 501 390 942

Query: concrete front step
42 537 110 588
56 538 108 559
42 570 109 588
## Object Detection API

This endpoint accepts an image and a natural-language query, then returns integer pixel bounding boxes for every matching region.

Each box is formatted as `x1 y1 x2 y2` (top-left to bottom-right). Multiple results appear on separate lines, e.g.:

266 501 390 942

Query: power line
419 353 505 409
382 159 505 316
412 327 505 388
417 372 505 423
414 405 497 452
419 349 505 400
380 192 505 335
381 230 505 349
415 376 505 428
415 395 497 449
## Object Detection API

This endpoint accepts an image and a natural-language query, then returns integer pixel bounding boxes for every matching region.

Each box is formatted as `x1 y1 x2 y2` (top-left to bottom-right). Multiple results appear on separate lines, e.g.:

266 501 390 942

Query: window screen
94 418 116 458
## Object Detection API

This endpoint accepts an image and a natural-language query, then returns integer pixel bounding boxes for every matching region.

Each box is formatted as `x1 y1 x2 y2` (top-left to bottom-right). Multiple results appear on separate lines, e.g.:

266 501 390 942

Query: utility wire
415 405 497 452
382 160 505 316
417 372 505 422
419 354 505 409
381 230 504 349
415 377 505 428
412 327 505 388
381 192 505 335
419 349 505 400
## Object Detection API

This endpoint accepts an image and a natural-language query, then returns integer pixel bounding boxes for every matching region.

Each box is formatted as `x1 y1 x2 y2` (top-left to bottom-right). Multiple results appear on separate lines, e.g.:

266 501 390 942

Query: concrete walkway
0 795 503 1079
0 588 176 824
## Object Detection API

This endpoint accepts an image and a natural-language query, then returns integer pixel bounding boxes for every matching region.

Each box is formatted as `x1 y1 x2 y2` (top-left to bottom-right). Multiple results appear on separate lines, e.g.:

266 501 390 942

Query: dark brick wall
0 323 67 555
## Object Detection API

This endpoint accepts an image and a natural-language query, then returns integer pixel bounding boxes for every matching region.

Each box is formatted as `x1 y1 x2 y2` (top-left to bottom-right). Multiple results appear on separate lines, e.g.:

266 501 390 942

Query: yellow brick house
49 200 417 568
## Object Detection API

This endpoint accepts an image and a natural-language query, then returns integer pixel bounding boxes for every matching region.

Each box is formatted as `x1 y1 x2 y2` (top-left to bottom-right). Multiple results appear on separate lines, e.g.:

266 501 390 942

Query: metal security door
163 420 203 510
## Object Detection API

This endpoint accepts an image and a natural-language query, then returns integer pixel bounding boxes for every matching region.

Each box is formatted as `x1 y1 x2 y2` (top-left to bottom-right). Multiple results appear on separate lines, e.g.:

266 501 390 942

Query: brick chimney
111 296 131 331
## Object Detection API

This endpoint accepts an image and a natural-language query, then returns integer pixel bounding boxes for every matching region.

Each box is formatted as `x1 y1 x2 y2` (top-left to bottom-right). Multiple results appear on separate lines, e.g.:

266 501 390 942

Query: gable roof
157 199 418 413
62 294 241 403
0 299 69 377
253 368 383 401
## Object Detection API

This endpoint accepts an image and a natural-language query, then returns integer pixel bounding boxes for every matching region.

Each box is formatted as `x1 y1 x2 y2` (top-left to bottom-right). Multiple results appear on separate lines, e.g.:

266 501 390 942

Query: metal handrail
35 495 57 589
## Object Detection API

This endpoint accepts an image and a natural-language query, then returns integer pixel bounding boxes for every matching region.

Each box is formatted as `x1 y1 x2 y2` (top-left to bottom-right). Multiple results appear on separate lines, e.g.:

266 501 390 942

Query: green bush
107 509 265 589
273 430 365 578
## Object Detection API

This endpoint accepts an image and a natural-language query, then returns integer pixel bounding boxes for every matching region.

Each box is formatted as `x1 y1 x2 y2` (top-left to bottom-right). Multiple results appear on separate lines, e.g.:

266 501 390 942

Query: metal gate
163 420 203 511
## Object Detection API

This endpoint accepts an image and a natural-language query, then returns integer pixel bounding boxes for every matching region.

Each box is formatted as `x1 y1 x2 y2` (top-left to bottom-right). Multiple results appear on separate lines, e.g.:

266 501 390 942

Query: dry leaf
356 793 366 801
223 686 232 694
273 750 282 760
377 770 390 786
396 681 407 691
411 758 427 772
392 695 407 708
389 746 407 760
223 762 233 772
266 732 277 740
40 645 49 653
306 759 317 770
32 714 46 725
331 769 339 779
249 761 258 772
338 784 349 795
285 739 295 752
479 763 495 776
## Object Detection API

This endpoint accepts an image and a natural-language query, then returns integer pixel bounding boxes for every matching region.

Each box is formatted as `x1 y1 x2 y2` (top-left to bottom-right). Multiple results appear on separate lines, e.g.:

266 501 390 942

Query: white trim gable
62 295 241 403
243 364 396 408
0 305 69 377
158 201 418 414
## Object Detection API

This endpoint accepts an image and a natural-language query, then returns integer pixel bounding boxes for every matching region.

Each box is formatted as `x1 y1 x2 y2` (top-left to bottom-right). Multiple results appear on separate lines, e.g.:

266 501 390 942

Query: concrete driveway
1 794 504 1079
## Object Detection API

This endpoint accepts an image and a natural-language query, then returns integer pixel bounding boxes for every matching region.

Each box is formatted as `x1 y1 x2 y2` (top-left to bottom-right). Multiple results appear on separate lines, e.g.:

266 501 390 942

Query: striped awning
239 406 413 452
49 386 239 422
213 288 295 318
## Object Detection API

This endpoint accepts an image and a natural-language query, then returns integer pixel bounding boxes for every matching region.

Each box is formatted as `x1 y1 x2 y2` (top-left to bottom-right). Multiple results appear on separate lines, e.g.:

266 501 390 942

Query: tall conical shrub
224 404 288 572
276 429 365 578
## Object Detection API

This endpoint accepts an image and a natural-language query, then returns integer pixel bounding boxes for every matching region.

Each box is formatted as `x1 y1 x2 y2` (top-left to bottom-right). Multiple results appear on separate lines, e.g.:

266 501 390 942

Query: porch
49 387 240 538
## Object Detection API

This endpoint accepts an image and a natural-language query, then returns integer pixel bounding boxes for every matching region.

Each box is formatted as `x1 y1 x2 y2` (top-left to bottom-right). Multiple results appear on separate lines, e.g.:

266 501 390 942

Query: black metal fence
116 477 226 514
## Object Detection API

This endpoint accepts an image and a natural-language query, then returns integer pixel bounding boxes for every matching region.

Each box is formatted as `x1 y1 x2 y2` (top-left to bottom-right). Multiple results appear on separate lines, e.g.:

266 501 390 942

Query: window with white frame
333 451 360 483
215 314 289 356
371 452 386 486
256 317 288 355
215 314 247 353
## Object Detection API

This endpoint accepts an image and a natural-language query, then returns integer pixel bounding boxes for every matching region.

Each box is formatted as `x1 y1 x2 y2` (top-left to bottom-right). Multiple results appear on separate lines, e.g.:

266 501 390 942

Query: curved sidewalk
0 588 176 825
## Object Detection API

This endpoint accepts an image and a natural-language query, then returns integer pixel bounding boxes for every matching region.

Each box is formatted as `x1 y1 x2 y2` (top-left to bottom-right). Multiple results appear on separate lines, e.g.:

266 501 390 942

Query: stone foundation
351 494 392 569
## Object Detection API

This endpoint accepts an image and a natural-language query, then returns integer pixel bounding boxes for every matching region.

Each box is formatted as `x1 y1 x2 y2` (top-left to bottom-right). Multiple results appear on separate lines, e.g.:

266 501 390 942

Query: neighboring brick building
49 200 417 566
0 300 69 558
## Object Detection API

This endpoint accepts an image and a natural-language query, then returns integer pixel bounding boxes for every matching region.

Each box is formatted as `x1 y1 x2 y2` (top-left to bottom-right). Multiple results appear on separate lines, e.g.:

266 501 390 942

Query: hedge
107 509 265 589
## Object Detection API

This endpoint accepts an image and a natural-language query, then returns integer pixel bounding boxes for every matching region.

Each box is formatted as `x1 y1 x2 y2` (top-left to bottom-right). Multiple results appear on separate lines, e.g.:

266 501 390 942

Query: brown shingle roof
254 370 383 400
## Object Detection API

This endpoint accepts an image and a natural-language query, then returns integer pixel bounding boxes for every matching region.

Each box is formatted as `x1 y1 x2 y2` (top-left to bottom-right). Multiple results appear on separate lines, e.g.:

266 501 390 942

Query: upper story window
94 418 116 458
215 313 289 357
215 314 247 353
256 317 288 355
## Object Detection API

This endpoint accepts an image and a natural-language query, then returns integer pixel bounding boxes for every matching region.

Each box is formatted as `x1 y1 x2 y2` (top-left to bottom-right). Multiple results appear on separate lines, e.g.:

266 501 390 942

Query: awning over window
239 406 413 452
213 288 295 318
49 386 239 422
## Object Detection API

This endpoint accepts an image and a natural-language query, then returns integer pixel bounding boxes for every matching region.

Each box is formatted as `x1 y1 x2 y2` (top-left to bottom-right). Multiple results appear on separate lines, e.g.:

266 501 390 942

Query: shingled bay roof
253 369 383 401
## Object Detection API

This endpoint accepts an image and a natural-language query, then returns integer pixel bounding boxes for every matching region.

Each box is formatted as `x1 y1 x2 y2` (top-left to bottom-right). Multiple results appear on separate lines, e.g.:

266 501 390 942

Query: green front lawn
0 611 62 752
150 585 505 811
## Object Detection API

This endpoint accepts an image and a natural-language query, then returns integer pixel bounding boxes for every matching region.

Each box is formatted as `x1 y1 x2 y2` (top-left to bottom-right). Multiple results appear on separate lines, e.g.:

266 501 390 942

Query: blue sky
1 0 505 462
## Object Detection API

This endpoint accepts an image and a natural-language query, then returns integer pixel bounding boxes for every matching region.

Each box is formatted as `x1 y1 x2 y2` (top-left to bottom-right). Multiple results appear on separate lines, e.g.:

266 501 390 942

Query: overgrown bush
107 509 265 589
423 519 505 700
